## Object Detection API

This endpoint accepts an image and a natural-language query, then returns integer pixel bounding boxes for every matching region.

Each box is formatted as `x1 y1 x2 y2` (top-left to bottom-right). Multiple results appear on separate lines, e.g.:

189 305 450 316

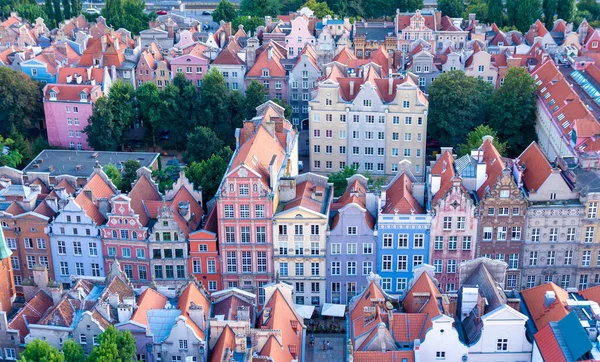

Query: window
311 262 320 276
512 227 521 240
483 227 493 240
382 255 392 271
381 278 392 291
363 261 373 275
208 259 216 273
564 250 573 265
223 204 234 218
331 243 341 254
295 225 304 236
509 254 519 269
589 202 598 218
136 249 145 259
497 227 507 240
549 228 558 242
397 278 407 291
57 241 66 255
443 217 452 230
241 226 250 243
239 184 249 196
529 251 539 266
363 243 373 254
547 251 556 266
331 261 341 276
434 236 443 250
256 227 266 243
496 339 508 351
586 226 595 243
455 217 465 230
348 243 357 254
122 248 131 258
363 100 372 107
498 207 509 216
434 260 442 273
462 236 472 250
346 226 357 235
579 274 589 290
403 101 410 108
413 255 423 267
531 228 540 242
242 251 252 273
347 261 356 275
225 227 235 243
436 351 446 360
567 227 576 242
240 205 250 218
108 247 116 257
506 275 517 288
76 262 84 275
60 262 69 276
397 255 408 271
583 250 592 266
414 234 424 248
80 334 87 344
447 260 456 273
227 252 237 273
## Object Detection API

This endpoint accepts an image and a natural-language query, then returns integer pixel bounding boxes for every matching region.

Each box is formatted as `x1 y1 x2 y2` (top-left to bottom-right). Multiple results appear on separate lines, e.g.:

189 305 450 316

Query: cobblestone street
305 334 346 361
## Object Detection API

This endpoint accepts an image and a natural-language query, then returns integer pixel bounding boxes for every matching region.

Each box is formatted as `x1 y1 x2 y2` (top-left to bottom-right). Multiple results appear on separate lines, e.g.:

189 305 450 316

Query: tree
136 82 162 149
457 125 507 156
396 0 423 12
52 0 63 25
185 127 225 164
487 0 503 25
44 0 54 26
104 164 123 189
165 74 201 149
438 0 464 18
302 0 333 18
0 67 43 136
19 340 64 362
465 0 488 24
272 98 292 119
557 0 574 22
121 159 141 192
186 149 232 202
15 3 49 23
427 71 493 149
0 135 23 169
232 16 264 35
243 80 268 119
107 80 136 147
101 0 151 34
542 0 557 28
577 0 600 20
84 97 122 151
507 0 541 32
87 326 136 362
200 69 233 143
62 0 71 19
63 339 85 362
9 127 31 168
102 0 122 27
239 0 281 17
213 0 237 23
487 67 537 156
71 0 82 15
328 166 358 197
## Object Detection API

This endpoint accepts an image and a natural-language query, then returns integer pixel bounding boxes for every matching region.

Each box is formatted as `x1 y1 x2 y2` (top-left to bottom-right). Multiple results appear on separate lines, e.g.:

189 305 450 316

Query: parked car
157 10 168 15
202 10 211 15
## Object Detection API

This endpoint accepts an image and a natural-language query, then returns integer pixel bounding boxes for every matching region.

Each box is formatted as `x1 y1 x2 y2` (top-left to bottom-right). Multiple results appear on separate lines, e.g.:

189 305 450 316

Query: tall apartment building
273 173 332 308
216 101 298 304
309 63 428 178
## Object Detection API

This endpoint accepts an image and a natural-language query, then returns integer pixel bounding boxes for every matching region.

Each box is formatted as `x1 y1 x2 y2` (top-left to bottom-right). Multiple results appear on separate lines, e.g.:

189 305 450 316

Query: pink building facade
285 16 316 58
429 151 478 293
43 84 102 150
101 194 150 287
170 54 209 87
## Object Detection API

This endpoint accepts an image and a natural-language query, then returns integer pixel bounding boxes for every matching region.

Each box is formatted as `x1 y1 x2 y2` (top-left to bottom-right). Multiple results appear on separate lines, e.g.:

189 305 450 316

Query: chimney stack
350 80 355 96
544 291 556 308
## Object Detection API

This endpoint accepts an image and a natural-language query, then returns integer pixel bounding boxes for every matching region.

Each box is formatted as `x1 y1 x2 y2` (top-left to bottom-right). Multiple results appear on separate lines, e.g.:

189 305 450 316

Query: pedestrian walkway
305 333 346 361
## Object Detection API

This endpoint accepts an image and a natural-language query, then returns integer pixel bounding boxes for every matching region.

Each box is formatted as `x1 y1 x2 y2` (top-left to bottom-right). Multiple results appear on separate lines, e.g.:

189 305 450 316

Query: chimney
350 80 355 96
97 198 110 217
274 117 284 133
278 178 297 202
32 264 49 289
101 36 107 52
242 121 256 143
262 307 272 324
84 189 93 201
66 74 73 83
268 46 273 60
188 302 206 330
117 304 133 322
268 155 277 191
388 77 393 95
236 306 250 321
544 291 556 308
178 201 191 221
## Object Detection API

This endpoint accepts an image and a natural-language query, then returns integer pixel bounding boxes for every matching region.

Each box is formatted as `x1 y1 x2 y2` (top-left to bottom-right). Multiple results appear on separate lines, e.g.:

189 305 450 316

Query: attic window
534 74 539 80
552 105 560 112
540 87 547 93
49 90 57 100
80 92 87 101
557 113 566 121
562 120 570 128
548 99 555 106
543 92 551 99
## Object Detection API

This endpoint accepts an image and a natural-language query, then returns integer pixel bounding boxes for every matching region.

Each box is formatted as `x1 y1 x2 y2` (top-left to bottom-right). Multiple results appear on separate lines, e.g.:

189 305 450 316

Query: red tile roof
127 174 161 226
402 272 443 333
476 138 505 199
354 351 414 362
246 43 286 77
74 172 116 225
210 324 236 362
212 40 245 65
8 290 54 341
130 288 168 326
526 19 549 45
517 142 552 193
331 178 374 230
521 282 569 331
382 174 424 214
44 84 102 102
534 323 567 362
177 282 210 340
57 67 105 84
431 151 456 205
578 284 600 305
282 181 325 213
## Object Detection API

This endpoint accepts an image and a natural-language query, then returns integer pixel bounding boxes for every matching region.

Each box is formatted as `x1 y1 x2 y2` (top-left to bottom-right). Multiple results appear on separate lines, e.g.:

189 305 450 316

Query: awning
294 304 315 319
321 303 346 317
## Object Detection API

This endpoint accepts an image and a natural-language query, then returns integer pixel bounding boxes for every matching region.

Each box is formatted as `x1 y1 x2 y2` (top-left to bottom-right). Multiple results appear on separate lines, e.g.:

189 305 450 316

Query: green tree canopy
62 0 71 18
136 82 162 149
240 0 282 17
0 67 43 136
302 0 333 18
101 0 152 34
104 164 123 190
507 0 541 32
63 339 85 362
244 80 268 119
121 159 141 192
542 0 557 28
487 67 538 156
557 0 574 22
213 0 237 22
232 16 265 36
486 0 503 25
577 0 600 20
427 70 493 149
438 0 464 18
200 69 236 144
186 148 232 202
458 124 507 156
396 0 424 12
185 126 225 164
19 340 64 362
15 3 49 23
328 166 358 197
87 326 136 362
272 98 292 119
0 135 24 169
71 0 82 16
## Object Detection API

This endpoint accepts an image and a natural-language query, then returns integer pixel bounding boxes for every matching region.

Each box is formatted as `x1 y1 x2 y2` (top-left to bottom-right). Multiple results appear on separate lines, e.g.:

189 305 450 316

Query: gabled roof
517 141 552 193
431 151 456 204
212 40 244 65
521 282 570 331
246 42 286 77
382 173 423 214
127 172 161 226
258 288 303 361
177 282 210 340
476 138 505 199
331 177 374 230
526 19 549 45
130 288 168 327
210 324 236 362
402 272 442 333
8 290 54 341
281 180 327 214
74 171 117 225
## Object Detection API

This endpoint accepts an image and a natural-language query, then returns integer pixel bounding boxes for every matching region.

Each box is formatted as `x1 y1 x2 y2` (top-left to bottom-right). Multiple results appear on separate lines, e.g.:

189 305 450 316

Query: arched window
155 232 160 241
132 231 137 239
112 230 117 238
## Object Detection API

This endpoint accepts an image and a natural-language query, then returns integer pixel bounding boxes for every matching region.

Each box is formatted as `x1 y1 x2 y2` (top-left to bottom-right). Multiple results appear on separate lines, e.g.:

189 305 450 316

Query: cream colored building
308 63 428 178
272 173 332 308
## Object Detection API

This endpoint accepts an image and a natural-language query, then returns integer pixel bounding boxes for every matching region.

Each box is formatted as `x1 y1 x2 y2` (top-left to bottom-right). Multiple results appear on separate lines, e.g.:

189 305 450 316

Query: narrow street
305 334 347 362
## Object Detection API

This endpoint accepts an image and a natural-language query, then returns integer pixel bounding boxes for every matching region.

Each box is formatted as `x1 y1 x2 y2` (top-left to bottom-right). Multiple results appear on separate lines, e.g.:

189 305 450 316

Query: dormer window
262 69 270 77
363 100 372 107
49 90 57 100
593 41 599 48
79 92 87 102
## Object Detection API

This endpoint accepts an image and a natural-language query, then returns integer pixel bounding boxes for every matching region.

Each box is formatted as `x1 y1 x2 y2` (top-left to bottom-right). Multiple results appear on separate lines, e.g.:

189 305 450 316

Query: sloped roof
521 282 570 331
74 172 116 225
210 324 236 362
130 288 168 327
127 173 161 226
517 142 552 193
282 181 326 214
246 43 286 77
402 272 442 333
177 282 210 340
258 288 303 361
212 295 254 321
382 173 424 214
534 323 567 362
212 40 244 65
431 151 456 205
476 138 505 199
8 290 54 340
331 178 374 230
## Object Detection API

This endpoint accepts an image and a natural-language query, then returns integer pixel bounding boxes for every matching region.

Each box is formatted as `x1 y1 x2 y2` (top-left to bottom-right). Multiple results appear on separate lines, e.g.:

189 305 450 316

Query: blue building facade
376 169 431 296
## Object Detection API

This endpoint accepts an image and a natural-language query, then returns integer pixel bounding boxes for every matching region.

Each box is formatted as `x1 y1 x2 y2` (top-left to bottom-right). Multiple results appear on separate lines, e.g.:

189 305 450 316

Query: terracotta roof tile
212 295 254 321
517 142 552 193
431 151 456 204
33 200 56 218
402 273 442 333
578 284 600 305
382 174 424 214
177 282 210 340
282 181 325 213
246 43 286 77
131 288 168 326
331 179 374 230
534 323 567 362
391 313 428 342
4 202 24 216
521 282 570 331
258 289 303 361
354 351 414 362
476 139 505 199
127 174 161 226
8 290 54 341
58 67 105 84
74 172 117 225
210 324 236 362
43 84 102 102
